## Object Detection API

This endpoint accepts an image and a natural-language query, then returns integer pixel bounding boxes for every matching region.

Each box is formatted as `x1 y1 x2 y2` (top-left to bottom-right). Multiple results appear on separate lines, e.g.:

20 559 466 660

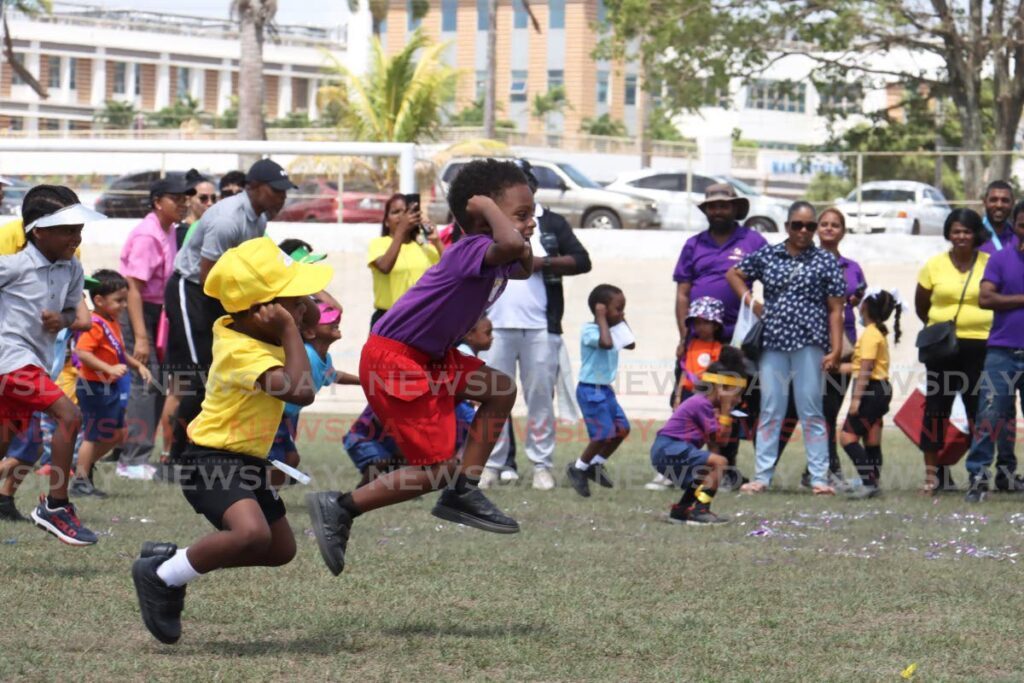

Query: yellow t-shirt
367 236 440 310
851 323 889 381
917 251 992 340
187 316 286 459
0 217 83 258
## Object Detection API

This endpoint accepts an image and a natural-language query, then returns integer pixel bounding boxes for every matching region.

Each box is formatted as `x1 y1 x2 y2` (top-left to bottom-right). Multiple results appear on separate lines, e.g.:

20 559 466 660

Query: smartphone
405 193 425 236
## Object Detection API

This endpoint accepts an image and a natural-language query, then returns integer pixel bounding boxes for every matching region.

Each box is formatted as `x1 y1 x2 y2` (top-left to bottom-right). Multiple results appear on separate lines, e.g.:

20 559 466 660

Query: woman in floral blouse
726 201 846 495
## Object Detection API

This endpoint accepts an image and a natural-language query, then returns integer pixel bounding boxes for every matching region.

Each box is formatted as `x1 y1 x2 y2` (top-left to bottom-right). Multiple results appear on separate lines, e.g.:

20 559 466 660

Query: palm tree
231 0 276 160
2 0 52 98
531 85 569 134
318 29 457 189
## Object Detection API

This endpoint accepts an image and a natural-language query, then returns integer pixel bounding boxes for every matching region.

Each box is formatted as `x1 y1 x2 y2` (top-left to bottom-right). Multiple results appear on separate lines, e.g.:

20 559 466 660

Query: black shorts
842 380 892 438
179 446 286 530
164 272 226 376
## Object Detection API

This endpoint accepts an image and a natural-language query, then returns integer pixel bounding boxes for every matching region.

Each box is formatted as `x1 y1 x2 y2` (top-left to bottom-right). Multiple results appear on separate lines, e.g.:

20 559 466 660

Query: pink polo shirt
120 212 177 305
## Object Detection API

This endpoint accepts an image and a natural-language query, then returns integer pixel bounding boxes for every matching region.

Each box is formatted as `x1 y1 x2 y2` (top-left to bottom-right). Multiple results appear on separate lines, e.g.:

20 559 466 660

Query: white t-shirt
487 229 548 329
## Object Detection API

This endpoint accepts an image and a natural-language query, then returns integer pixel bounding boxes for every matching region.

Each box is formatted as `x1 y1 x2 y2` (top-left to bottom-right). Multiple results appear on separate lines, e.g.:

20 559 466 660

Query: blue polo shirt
579 322 618 385
283 343 335 419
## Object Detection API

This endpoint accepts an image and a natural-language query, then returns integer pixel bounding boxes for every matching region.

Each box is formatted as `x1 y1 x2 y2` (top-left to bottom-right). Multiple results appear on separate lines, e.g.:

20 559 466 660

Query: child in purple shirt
651 347 748 525
307 159 536 576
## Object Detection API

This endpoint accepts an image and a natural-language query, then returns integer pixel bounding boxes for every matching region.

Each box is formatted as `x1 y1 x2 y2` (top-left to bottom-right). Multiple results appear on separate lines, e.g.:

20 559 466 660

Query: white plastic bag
950 392 969 434
730 297 760 348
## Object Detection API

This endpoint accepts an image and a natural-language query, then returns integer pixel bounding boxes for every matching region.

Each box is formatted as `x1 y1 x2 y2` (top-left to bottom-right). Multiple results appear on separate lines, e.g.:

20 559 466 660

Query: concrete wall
79 221 939 420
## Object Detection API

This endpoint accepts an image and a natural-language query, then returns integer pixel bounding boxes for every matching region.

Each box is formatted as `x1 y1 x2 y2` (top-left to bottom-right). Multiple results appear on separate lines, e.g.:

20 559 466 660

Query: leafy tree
1 0 53 97
147 96 203 129
649 106 684 142
269 110 311 128
94 99 137 129
531 85 570 130
215 96 239 129
580 114 627 137
448 97 514 129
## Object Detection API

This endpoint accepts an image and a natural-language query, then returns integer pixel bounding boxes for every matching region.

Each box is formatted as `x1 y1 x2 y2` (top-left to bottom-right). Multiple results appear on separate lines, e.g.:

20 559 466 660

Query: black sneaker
0 497 28 523
846 484 881 500
565 465 591 498
586 464 614 489
305 491 352 576
719 470 749 492
965 480 988 503
132 554 186 644
995 473 1024 492
140 541 178 558
668 504 728 526
799 472 812 490
69 476 109 499
431 488 520 534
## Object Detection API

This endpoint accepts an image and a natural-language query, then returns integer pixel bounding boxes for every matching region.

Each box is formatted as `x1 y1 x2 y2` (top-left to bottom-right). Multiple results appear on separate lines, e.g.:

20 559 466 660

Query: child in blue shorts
343 405 404 487
566 284 634 498
651 347 748 525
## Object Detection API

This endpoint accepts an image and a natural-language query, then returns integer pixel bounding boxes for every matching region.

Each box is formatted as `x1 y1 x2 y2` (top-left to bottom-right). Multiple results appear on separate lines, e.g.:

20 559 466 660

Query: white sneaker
499 468 520 484
645 473 671 491
532 467 555 490
135 464 158 481
478 468 499 490
118 463 156 481
116 462 132 479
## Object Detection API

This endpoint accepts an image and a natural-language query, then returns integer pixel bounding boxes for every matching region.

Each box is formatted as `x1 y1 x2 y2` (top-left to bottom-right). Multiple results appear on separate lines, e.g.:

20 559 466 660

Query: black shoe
140 541 178 558
936 466 958 492
132 554 186 644
668 504 728 525
846 484 881 500
305 491 352 576
0 497 28 523
719 470 748 492
431 488 520 534
995 473 1024 492
965 480 988 503
69 476 109 499
586 464 614 488
565 465 591 498
799 472 812 490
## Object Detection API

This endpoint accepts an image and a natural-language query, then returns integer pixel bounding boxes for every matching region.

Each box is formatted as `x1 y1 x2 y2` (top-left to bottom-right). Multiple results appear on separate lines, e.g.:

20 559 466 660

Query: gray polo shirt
0 242 84 375
174 191 268 284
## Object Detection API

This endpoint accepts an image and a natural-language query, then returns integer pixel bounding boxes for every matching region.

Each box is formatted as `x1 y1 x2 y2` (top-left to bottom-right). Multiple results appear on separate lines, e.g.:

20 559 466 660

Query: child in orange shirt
73 269 151 497
674 297 725 407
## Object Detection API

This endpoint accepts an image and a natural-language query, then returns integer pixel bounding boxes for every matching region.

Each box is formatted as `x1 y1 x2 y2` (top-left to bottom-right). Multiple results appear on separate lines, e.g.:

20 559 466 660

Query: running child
307 158 536 576
566 284 634 498
651 347 748 525
0 186 105 544
841 289 900 499
132 236 332 644
72 269 153 498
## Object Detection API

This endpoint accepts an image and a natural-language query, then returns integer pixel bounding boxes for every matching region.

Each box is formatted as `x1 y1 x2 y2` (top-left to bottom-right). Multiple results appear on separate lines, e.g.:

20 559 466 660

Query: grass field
3 416 1024 682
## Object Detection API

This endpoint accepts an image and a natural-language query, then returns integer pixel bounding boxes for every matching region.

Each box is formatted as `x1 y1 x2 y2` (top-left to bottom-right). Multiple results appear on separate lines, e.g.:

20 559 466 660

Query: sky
98 1 348 27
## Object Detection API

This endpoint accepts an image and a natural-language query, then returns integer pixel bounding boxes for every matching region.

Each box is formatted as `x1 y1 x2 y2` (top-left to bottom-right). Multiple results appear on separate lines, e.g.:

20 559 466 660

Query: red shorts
0 365 66 437
360 335 484 466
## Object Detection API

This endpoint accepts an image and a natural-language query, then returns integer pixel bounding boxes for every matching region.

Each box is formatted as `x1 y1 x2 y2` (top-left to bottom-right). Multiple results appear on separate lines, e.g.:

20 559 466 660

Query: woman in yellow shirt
367 193 442 328
914 208 992 494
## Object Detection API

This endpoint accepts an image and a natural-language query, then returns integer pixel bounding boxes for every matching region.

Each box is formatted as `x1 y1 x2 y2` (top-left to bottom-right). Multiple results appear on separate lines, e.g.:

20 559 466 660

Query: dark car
95 170 190 218
276 179 388 224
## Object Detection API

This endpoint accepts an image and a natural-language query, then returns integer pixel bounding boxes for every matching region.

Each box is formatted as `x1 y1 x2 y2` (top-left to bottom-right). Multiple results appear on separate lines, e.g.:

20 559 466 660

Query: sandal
740 481 767 494
812 485 835 496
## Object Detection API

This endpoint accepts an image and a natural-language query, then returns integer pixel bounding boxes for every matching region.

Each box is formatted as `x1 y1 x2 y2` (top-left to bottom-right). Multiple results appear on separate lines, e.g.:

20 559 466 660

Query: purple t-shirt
980 221 1016 256
982 245 1024 348
373 234 515 358
673 225 768 337
837 255 866 342
658 393 719 448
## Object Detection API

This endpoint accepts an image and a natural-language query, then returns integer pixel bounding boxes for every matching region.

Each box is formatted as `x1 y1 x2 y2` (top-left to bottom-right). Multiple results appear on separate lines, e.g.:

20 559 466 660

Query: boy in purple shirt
307 160 536 576
650 348 748 525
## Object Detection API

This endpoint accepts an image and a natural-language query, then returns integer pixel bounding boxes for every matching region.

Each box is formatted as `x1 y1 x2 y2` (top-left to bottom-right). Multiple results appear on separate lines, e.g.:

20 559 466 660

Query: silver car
429 157 661 230
835 181 951 235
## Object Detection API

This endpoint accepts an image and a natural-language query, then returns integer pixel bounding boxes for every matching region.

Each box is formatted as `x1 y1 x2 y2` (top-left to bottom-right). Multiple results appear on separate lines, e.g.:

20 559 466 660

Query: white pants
481 328 559 470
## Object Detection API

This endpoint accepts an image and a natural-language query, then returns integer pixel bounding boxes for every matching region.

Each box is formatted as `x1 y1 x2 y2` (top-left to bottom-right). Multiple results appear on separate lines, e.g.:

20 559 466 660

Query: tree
95 99 138 129
269 110 311 128
600 0 1024 197
531 85 570 131
483 0 540 138
649 106 684 142
231 0 276 159
580 113 628 137
318 30 458 188
1 0 52 98
215 96 239 129
147 96 203 129
449 97 515 129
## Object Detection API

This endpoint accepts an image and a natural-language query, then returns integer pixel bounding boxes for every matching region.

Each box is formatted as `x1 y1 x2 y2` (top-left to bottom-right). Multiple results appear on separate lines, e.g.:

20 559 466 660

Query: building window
375 16 387 34
177 66 190 99
746 79 806 113
510 70 528 103
513 0 527 29
548 69 564 89
68 57 77 90
41 118 60 131
817 82 863 115
550 0 565 28
441 0 457 31
10 53 25 86
597 0 607 23
597 71 609 105
624 74 637 106
407 0 421 31
113 62 127 95
47 56 61 90
133 63 142 96
9 116 23 131
477 0 488 30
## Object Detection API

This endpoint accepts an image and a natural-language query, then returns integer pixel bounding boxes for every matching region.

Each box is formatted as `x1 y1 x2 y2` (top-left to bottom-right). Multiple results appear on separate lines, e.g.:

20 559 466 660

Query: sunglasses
196 194 216 204
220 189 238 199
788 221 818 232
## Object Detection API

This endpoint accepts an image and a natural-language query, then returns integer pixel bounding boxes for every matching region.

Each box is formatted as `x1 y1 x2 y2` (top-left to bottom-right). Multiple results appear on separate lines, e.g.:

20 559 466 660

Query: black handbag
916 254 976 364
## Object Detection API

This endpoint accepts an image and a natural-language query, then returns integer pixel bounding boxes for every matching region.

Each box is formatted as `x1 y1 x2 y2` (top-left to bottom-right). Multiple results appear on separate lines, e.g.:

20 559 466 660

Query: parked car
428 157 661 230
95 170 190 218
606 169 790 232
835 181 951 235
276 179 388 223
0 177 29 216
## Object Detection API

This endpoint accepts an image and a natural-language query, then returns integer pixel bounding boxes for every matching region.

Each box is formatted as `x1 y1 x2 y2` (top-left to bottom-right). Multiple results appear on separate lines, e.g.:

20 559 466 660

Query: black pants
921 339 987 451
119 301 165 465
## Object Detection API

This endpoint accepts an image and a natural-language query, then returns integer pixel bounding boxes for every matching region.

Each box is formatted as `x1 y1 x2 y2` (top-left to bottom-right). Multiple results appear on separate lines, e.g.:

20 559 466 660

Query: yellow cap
204 236 333 313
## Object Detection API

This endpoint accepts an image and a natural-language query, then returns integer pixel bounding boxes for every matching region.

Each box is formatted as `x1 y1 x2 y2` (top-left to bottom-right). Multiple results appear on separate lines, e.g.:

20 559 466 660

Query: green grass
3 416 1024 682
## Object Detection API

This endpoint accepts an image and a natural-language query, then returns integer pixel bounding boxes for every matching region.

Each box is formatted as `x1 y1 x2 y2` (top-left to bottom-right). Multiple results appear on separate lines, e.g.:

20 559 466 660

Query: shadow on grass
181 633 365 657
382 620 551 639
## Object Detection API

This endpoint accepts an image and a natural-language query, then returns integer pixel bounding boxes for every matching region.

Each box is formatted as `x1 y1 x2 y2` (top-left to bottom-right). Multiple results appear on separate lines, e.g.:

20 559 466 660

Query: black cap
150 175 196 201
246 159 297 191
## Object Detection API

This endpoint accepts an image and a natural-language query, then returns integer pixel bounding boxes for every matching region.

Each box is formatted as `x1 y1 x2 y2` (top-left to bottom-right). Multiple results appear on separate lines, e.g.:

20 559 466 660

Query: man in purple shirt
966 198 1024 501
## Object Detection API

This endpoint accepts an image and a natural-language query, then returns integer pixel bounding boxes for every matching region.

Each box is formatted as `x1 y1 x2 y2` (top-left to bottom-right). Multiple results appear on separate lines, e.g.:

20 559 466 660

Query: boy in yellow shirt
132 236 332 645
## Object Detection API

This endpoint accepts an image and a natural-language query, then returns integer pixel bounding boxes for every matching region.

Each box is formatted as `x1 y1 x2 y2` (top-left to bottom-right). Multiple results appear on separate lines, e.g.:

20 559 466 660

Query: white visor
24 204 107 232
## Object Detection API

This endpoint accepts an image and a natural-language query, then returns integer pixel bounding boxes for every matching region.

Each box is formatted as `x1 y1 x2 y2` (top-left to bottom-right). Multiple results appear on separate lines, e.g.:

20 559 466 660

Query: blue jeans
754 346 829 487
966 347 1024 480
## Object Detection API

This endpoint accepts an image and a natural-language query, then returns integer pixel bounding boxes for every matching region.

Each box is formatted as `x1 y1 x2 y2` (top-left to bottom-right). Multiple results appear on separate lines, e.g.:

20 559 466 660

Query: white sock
591 456 607 466
156 548 202 587
574 458 590 470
